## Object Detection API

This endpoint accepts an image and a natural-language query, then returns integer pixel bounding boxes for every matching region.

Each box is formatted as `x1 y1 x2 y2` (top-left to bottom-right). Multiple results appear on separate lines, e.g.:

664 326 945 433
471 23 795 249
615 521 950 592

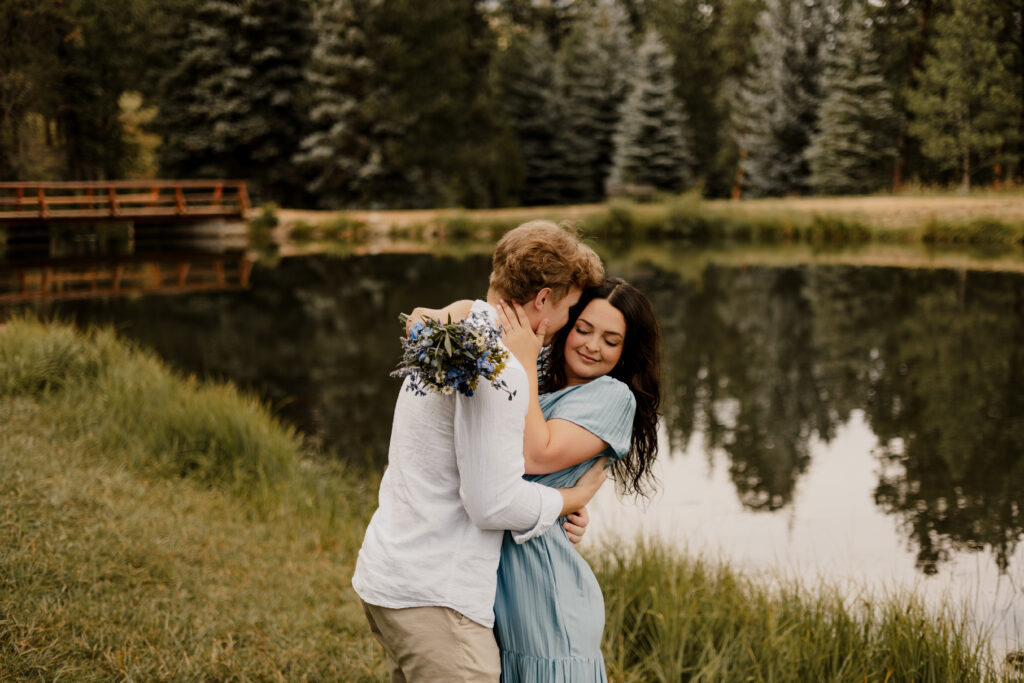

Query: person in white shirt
352 221 607 682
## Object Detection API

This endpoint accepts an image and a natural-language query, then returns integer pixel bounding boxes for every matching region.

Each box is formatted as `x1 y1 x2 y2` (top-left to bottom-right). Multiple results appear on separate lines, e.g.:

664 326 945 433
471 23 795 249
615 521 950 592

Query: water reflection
19 253 1024 576
28 254 493 464
649 264 1024 575
0 251 252 303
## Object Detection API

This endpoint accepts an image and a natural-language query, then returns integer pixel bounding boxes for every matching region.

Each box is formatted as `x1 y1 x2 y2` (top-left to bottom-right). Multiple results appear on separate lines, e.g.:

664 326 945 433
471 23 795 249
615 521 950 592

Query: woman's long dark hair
540 277 661 497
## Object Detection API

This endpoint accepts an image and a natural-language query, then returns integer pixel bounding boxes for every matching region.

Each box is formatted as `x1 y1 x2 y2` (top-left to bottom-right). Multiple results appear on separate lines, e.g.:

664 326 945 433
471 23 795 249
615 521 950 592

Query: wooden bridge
0 180 249 223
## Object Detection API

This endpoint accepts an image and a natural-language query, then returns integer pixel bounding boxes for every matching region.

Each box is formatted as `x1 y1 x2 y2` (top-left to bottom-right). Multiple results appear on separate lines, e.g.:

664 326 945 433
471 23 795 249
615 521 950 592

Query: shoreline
255 194 1024 261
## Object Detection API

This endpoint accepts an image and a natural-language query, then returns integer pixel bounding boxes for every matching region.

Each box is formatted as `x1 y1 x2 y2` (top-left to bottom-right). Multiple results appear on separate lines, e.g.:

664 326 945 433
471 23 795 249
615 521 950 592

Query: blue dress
493 375 636 682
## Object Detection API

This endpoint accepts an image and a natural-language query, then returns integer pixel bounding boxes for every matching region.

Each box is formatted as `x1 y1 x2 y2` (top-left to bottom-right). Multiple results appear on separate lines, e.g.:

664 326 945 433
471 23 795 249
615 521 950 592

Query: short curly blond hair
489 220 604 304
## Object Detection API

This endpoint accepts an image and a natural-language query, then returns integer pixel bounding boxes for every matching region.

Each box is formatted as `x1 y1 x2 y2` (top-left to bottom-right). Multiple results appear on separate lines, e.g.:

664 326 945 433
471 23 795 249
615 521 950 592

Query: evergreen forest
2 0 1023 207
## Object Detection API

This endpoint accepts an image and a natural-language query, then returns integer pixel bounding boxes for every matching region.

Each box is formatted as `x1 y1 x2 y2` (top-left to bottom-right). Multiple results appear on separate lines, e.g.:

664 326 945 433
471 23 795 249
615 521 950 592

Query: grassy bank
0 318 385 680
1 320 1016 680
266 192 1024 253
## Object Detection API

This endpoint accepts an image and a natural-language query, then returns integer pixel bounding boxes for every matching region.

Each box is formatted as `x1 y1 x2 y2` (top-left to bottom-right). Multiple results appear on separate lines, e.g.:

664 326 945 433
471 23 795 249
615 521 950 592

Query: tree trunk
892 132 906 190
731 146 746 200
994 143 1003 190
1019 4 1024 182
961 108 971 193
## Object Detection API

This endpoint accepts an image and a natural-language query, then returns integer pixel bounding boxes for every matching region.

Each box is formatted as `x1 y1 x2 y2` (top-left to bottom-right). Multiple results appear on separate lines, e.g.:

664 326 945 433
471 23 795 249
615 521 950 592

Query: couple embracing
352 220 661 682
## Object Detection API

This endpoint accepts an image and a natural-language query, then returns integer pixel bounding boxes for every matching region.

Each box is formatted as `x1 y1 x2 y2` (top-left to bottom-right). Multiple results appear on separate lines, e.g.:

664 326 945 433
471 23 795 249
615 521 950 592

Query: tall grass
0 317 384 679
0 317 309 512
593 541 1007 682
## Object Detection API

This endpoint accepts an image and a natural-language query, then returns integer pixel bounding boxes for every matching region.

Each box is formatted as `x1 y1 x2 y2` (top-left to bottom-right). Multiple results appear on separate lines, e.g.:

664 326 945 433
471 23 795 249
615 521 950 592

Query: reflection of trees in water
43 253 494 466
653 266 844 511
648 262 1024 573
857 270 1024 575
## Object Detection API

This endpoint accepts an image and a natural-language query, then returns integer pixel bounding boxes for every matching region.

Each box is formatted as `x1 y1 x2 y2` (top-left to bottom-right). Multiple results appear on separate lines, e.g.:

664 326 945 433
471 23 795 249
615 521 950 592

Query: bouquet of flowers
391 311 517 400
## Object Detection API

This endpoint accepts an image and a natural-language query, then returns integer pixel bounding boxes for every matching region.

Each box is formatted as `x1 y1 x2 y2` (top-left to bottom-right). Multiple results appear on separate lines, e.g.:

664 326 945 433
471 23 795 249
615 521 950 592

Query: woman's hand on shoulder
497 300 545 367
405 299 474 335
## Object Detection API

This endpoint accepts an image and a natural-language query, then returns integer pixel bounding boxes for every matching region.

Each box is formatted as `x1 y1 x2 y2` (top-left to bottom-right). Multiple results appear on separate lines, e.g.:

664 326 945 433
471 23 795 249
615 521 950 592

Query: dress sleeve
546 377 636 461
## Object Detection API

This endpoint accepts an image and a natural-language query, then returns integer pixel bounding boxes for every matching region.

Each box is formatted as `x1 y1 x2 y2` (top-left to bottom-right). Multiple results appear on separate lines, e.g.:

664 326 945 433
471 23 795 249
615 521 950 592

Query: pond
13 245 1024 656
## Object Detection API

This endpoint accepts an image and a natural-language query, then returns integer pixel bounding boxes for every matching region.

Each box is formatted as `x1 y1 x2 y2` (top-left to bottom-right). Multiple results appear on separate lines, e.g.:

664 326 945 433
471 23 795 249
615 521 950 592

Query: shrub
443 213 477 240
806 215 873 244
321 216 367 241
289 220 316 243
248 203 279 232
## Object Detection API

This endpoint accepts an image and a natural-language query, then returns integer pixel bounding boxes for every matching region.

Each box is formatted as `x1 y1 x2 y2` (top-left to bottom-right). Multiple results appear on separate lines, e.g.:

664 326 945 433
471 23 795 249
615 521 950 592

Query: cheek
605 346 623 367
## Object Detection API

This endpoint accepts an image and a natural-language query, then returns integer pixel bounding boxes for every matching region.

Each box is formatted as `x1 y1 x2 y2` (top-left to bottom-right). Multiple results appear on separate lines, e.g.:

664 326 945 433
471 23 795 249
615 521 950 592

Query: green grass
1 319 1016 680
0 317 385 680
593 541 1012 681
579 197 1024 249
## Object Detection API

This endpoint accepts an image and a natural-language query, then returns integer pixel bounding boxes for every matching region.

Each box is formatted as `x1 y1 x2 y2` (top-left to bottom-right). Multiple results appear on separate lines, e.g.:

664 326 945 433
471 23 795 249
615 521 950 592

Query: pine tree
908 0 1020 190
650 0 761 198
363 0 510 208
237 0 314 203
153 2 244 179
993 0 1024 183
807 2 899 195
733 0 827 197
608 30 692 193
557 0 635 203
294 0 380 207
494 28 567 206
866 0 936 189
153 0 312 202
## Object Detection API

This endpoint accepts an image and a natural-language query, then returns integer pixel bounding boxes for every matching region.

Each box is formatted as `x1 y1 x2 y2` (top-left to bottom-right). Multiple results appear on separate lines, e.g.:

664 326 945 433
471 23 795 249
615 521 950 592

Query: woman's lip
578 352 598 363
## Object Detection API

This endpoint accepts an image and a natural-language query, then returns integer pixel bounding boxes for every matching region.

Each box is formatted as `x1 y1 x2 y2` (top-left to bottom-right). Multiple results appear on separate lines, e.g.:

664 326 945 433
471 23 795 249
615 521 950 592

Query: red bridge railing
0 180 249 222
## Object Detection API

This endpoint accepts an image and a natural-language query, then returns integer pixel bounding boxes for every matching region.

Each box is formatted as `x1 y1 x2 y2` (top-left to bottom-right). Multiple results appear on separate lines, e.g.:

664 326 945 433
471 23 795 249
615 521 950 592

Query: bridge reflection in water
0 252 252 304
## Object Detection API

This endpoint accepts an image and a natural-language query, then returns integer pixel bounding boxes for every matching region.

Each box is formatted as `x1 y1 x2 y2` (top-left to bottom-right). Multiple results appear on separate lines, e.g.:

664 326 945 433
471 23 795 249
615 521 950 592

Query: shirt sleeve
453 365 563 541
546 377 636 461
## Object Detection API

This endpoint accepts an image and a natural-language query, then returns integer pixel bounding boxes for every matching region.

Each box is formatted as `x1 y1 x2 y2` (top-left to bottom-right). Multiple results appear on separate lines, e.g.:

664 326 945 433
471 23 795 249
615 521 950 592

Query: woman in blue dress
492 277 662 682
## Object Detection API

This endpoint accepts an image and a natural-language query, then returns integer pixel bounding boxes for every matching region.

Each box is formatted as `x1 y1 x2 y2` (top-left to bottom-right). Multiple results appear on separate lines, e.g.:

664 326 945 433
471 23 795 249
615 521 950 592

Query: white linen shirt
351 300 564 627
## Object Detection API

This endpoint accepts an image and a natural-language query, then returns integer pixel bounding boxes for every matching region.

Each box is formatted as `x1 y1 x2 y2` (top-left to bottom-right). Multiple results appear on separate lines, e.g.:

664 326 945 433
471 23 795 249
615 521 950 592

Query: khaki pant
361 601 501 682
